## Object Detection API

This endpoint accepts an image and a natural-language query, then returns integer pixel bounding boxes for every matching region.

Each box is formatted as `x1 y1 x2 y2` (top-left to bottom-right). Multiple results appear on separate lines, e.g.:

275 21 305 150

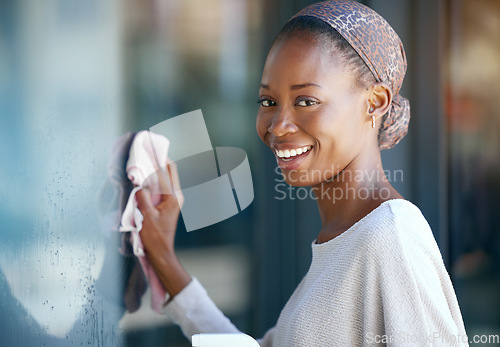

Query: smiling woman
137 1 468 346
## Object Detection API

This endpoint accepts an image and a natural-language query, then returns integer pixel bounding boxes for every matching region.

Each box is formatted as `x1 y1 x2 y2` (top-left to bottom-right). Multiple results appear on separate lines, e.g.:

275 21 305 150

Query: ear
366 83 393 122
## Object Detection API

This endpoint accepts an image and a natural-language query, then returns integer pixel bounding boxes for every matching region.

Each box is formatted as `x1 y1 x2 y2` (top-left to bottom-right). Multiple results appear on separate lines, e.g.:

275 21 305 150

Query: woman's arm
136 163 276 345
135 162 190 299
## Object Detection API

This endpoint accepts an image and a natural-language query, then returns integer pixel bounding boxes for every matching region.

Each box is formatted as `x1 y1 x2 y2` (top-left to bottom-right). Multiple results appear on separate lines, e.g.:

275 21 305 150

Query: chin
280 171 316 187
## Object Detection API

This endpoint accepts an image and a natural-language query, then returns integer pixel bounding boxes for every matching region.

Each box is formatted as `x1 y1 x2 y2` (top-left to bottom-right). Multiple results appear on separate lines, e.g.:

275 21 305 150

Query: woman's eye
296 99 318 107
258 99 276 107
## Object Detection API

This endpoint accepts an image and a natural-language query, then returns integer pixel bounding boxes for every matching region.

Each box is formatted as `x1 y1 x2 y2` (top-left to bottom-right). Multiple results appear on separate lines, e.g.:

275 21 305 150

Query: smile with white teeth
275 146 312 161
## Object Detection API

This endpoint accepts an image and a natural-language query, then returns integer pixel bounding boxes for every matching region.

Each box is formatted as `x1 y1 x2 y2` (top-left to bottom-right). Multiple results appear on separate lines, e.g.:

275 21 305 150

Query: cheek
304 111 338 148
315 104 362 144
256 112 269 142
308 108 359 164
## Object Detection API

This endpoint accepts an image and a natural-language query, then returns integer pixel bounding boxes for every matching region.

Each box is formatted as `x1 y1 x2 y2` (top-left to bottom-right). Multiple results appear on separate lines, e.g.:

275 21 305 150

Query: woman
136 1 468 345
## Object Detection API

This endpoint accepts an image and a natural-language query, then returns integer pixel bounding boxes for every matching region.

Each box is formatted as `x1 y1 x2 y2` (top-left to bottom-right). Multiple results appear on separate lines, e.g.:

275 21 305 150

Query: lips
275 145 312 160
271 144 313 170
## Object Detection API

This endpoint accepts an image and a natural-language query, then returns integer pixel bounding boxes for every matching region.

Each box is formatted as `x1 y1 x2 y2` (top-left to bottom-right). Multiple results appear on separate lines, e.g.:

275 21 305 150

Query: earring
371 115 376 128
369 107 374 113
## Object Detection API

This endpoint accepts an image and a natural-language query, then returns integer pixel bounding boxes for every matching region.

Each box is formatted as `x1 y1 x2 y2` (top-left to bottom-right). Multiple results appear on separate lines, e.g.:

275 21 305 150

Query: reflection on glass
0 0 124 345
1 0 260 345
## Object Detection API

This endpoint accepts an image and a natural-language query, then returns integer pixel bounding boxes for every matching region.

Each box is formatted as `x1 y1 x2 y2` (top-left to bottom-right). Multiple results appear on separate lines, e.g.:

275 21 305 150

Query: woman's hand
136 161 183 254
136 161 191 298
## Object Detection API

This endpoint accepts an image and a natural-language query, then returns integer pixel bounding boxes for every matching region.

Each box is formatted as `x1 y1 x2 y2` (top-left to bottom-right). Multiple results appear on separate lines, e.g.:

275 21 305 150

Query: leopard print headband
292 0 410 150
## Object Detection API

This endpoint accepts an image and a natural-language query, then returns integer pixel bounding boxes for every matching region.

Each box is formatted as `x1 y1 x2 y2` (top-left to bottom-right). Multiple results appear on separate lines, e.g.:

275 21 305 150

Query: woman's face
256 33 375 187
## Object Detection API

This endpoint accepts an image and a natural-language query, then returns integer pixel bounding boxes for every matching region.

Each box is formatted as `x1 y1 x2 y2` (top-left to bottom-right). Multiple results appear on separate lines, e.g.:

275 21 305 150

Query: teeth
275 146 311 158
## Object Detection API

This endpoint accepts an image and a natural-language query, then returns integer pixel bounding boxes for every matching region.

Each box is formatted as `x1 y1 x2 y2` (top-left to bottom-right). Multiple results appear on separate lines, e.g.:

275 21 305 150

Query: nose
267 108 298 137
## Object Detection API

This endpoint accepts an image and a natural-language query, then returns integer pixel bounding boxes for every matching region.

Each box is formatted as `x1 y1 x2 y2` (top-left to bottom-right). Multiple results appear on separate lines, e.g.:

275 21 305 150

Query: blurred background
0 0 499 346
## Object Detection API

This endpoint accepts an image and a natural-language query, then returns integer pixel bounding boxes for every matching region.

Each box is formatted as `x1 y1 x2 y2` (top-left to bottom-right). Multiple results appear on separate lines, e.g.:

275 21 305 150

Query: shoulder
363 199 433 241
355 199 442 263
313 199 441 265
385 198 430 229
368 199 429 228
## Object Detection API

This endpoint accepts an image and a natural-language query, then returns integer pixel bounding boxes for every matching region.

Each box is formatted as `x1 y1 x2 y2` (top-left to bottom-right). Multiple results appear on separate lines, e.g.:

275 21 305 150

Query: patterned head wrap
292 0 410 150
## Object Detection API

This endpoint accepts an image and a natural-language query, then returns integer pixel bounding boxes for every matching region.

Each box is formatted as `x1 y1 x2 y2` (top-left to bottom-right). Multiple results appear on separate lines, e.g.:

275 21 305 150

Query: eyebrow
259 83 322 90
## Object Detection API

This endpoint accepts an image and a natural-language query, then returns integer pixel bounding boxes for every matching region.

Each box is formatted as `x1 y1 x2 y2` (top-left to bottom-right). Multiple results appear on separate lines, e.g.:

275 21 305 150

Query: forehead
261 34 347 87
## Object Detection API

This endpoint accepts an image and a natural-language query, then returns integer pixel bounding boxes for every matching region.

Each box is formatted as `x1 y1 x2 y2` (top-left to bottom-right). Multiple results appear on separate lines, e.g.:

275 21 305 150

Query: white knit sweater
163 199 468 346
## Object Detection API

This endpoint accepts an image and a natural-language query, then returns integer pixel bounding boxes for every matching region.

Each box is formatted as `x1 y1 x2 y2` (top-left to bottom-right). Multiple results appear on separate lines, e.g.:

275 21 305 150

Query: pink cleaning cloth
119 130 170 313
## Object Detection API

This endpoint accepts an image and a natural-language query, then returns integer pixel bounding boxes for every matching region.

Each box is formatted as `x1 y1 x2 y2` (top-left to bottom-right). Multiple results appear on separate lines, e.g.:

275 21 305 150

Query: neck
312 149 402 243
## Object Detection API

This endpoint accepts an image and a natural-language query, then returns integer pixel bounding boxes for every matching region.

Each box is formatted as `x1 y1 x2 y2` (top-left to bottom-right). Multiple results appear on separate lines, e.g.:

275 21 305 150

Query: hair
275 16 376 91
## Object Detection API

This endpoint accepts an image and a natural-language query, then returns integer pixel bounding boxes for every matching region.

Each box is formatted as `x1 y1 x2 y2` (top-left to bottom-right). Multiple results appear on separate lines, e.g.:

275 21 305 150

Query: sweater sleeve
372 205 469 346
162 277 275 346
